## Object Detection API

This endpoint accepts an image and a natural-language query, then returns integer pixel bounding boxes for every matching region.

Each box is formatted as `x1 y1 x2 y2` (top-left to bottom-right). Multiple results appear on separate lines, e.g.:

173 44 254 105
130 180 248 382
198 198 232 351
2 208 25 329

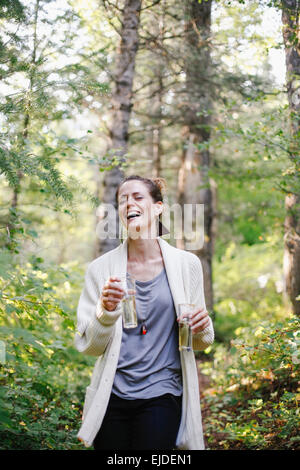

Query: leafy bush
0 250 94 450
201 316 300 450
212 238 285 343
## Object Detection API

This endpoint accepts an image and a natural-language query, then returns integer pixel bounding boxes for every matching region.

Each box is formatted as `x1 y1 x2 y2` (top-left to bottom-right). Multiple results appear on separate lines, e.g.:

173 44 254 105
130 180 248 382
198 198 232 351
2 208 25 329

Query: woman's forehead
118 180 149 196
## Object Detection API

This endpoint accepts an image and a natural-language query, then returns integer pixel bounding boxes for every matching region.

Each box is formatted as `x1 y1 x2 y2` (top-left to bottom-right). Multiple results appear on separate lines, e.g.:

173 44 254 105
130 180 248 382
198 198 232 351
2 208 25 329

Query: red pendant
141 324 147 335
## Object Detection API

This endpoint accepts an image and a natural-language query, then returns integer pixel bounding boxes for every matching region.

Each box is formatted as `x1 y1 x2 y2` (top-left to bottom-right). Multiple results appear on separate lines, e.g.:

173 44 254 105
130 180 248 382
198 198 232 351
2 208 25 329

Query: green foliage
211 101 299 200
198 230 300 450
201 316 300 450
0 0 105 250
209 102 288 258
212 237 284 342
0 249 94 449
0 0 24 20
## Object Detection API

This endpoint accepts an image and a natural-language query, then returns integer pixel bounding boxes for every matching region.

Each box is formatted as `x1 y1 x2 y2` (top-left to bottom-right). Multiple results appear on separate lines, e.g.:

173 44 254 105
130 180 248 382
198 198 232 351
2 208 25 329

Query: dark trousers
93 392 182 450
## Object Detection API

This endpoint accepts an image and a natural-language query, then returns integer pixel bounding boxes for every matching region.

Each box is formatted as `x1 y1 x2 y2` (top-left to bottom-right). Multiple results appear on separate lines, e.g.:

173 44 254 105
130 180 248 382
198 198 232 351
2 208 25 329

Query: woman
74 175 214 450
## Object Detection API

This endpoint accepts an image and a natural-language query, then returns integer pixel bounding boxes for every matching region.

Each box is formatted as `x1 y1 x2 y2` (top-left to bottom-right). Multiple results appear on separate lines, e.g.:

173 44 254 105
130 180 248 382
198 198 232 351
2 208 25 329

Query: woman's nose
126 196 136 207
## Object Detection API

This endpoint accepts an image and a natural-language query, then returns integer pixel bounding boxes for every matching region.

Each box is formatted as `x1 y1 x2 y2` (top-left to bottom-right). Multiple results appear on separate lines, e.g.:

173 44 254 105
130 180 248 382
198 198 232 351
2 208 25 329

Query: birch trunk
178 0 216 312
97 0 143 256
151 5 166 178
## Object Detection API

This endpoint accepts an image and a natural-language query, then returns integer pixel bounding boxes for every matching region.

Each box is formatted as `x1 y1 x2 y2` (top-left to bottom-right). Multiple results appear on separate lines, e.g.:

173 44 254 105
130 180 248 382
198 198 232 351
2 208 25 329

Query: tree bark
178 0 216 312
151 73 163 178
151 5 166 178
281 0 300 315
96 0 143 256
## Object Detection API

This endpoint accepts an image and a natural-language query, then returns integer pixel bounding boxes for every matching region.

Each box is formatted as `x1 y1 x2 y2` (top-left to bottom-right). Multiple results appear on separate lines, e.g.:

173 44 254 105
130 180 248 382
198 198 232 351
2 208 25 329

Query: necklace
128 261 163 335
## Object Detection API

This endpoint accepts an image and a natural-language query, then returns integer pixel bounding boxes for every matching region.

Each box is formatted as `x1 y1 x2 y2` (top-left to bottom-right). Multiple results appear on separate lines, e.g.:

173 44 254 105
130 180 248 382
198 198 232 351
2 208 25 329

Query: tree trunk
281 0 300 315
151 73 163 178
96 0 143 256
152 125 162 177
151 6 166 178
178 0 216 312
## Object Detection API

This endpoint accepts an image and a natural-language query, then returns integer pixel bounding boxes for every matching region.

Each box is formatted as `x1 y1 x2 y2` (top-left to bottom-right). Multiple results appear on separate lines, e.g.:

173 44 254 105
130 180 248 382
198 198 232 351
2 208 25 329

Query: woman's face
118 180 163 239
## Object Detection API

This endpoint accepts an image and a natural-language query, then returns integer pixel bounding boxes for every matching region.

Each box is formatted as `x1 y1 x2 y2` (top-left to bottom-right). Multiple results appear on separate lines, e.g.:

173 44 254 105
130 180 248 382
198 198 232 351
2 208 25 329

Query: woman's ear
155 201 163 216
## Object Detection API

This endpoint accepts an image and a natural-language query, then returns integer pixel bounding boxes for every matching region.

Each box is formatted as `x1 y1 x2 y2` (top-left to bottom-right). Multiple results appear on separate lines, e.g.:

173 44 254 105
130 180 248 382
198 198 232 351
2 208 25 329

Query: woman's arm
74 262 122 357
188 255 215 351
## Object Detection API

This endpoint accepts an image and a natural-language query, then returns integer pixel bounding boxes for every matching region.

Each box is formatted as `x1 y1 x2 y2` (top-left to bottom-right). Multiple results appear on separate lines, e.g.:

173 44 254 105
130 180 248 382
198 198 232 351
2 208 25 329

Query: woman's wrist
96 298 122 325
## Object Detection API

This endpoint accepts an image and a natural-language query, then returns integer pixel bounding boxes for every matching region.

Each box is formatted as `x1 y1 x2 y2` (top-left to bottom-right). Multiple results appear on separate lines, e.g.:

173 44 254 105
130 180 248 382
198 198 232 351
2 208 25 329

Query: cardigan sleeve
74 261 122 357
188 254 215 351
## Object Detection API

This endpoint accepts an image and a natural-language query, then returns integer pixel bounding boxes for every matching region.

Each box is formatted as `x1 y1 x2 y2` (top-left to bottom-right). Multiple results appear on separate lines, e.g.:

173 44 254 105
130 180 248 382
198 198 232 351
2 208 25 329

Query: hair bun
152 177 167 195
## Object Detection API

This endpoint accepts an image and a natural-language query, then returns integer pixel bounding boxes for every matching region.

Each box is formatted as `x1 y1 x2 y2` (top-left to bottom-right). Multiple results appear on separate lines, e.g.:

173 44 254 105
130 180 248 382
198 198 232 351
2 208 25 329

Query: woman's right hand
101 277 125 312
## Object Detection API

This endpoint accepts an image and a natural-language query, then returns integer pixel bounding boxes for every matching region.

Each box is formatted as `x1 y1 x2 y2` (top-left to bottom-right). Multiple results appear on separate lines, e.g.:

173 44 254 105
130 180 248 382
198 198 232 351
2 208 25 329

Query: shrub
201 316 300 450
0 251 94 450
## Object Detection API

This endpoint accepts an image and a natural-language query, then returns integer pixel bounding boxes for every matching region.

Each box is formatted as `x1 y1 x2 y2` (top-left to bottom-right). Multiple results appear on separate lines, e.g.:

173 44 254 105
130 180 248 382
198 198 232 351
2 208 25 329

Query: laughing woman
74 175 214 450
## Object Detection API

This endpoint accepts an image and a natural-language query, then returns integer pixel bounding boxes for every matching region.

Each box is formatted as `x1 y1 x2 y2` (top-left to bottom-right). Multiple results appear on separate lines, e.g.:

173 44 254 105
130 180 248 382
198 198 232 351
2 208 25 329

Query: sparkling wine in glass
178 303 194 351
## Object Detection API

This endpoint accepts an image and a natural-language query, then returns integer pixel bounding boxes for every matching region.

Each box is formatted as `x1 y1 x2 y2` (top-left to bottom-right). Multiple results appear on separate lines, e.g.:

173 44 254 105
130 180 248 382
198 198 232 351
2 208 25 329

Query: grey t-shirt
112 267 183 399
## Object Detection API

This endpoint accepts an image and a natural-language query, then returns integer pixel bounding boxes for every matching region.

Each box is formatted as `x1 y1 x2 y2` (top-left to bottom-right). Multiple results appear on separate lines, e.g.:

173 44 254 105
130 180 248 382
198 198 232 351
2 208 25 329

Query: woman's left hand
189 308 210 334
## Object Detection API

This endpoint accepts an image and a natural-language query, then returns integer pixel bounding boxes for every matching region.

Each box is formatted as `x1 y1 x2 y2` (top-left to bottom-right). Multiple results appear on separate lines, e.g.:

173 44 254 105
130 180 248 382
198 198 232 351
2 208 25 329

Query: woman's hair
115 175 168 236
115 175 167 204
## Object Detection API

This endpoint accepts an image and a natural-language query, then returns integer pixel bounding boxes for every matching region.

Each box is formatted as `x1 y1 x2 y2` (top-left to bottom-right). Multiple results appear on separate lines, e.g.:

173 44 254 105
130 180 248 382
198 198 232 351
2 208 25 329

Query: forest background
0 0 299 450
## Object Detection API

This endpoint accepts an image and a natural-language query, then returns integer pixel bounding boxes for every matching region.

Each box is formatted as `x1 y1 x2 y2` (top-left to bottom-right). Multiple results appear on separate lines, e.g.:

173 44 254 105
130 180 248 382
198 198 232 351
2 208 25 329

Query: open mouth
127 211 141 221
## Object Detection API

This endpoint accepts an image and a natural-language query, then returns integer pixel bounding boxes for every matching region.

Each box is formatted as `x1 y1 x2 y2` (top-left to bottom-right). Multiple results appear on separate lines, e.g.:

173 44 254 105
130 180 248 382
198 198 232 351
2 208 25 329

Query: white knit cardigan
74 237 214 449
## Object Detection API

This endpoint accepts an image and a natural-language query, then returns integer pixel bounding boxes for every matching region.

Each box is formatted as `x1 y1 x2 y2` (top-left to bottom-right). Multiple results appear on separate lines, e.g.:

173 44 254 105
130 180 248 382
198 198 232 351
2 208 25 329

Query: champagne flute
178 303 195 351
116 273 137 328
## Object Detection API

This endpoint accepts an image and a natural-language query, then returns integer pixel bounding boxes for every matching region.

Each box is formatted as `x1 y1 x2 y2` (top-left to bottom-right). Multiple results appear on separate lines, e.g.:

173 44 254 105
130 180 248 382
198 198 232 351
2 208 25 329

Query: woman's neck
127 237 161 263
